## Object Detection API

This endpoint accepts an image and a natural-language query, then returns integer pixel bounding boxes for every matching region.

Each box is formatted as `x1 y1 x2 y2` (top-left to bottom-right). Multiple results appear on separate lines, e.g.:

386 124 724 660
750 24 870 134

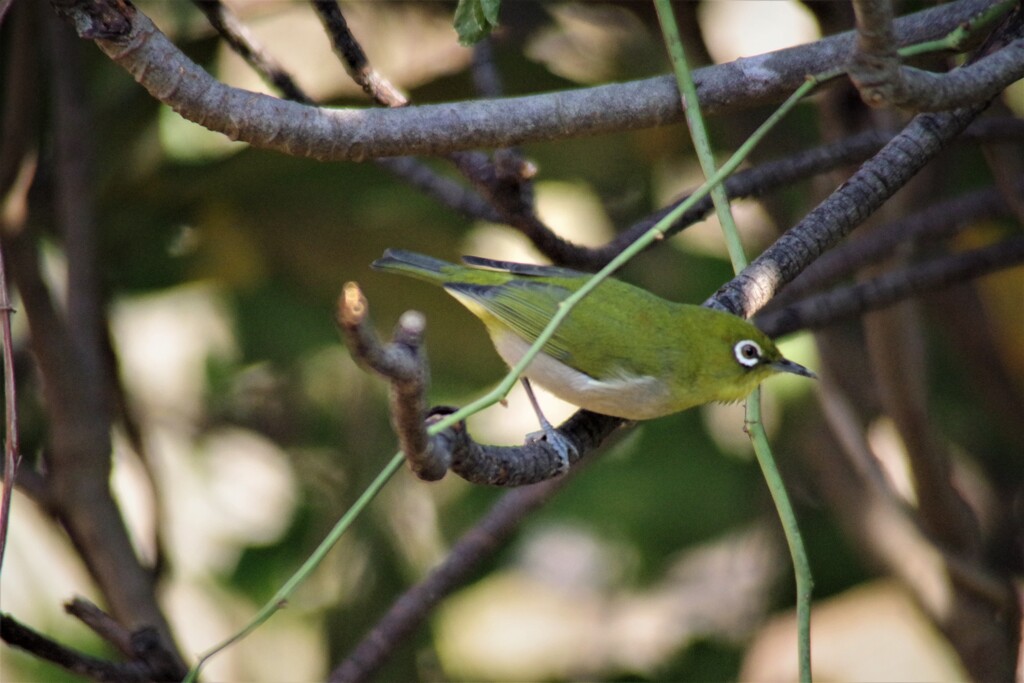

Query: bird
372 248 814 469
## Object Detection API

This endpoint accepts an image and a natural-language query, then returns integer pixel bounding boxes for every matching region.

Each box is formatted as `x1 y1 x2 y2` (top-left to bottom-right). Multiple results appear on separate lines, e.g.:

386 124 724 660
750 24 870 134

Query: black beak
771 358 817 379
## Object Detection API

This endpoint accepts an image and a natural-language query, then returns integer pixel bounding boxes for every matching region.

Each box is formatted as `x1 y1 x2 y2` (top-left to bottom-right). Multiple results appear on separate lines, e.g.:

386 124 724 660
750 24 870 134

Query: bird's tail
371 249 455 284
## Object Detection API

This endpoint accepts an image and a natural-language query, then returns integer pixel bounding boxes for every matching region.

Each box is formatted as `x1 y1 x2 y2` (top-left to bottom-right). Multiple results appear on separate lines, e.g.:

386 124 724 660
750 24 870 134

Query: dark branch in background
0 0 13 25
309 0 407 107
54 0 996 159
0 10 187 670
450 150 591 268
0 0 38 195
330 470 583 683
65 598 135 658
0 0 35 575
470 38 503 99
586 118 1024 270
1 599 187 683
770 179 1018 306
2 614 149 683
192 0 308 102
757 236 1024 338
850 0 1021 110
0 224 21 576
375 156 501 222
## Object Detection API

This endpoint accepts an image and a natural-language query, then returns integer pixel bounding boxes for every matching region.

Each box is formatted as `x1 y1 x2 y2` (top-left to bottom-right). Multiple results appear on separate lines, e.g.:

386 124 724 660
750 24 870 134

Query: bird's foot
520 377 575 476
525 423 576 476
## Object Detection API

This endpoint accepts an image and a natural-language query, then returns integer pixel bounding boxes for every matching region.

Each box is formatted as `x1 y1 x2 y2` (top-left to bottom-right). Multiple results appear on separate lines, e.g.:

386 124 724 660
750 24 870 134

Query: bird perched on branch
372 248 814 468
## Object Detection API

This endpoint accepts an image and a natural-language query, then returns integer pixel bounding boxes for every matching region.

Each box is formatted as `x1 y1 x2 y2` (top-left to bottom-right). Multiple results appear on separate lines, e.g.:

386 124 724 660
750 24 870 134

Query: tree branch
309 0 407 107
338 283 624 485
51 0 995 160
850 0 1022 111
192 0 309 102
0 604 186 683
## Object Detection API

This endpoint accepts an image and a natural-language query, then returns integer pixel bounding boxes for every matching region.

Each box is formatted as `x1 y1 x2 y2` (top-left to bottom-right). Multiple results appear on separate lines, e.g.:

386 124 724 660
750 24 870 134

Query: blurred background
2 1 1022 681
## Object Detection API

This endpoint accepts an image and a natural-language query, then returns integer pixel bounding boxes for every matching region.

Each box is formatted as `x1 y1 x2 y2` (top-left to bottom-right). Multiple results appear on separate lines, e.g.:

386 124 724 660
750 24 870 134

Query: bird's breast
489 329 677 420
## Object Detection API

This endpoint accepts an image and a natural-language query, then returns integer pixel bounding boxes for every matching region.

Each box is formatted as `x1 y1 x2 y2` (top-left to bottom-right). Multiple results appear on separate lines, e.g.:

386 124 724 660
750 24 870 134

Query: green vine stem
654 1 813 680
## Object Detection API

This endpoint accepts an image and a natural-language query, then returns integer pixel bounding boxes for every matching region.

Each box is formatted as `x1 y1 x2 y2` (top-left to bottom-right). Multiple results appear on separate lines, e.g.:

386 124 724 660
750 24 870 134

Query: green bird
372 249 814 465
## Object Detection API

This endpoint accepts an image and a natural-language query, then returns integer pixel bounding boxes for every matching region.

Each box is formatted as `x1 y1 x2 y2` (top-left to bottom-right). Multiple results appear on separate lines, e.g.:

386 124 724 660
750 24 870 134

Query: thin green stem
748 393 813 681
654 0 744 265
655 2 814 681
183 452 406 683
899 0 1016 57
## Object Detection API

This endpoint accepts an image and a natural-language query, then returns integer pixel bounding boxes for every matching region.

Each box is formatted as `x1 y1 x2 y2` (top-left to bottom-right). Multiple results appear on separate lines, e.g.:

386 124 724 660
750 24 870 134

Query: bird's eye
734 340 762 368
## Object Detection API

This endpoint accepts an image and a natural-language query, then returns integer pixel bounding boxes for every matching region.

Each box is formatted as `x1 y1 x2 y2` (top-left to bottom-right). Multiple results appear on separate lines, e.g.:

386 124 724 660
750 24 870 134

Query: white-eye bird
372 249 814 465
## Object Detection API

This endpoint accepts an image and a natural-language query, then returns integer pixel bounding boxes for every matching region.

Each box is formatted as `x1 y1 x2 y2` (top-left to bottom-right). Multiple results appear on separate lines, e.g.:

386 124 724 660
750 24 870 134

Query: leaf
453 0 500 46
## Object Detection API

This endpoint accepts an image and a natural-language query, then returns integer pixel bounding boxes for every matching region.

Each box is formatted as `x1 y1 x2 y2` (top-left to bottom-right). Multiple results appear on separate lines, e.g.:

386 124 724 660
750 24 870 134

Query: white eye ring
734 340 763 368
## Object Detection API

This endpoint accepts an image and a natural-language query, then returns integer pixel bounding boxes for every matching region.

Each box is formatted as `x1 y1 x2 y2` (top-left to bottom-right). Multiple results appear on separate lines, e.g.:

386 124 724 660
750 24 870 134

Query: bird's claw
525 425 576 476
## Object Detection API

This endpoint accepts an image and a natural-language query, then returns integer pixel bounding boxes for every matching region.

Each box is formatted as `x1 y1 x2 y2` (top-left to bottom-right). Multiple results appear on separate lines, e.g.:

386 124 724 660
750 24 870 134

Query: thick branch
707 103 986 317
52 0 995 160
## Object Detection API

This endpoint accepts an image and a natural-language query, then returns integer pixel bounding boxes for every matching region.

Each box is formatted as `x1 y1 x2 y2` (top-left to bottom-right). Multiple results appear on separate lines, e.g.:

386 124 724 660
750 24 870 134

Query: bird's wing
461 255 589 279
444 280 574 362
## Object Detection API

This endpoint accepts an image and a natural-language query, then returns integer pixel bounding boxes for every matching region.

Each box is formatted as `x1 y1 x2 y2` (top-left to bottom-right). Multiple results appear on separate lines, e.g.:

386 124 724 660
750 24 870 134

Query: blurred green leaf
454 0 500 45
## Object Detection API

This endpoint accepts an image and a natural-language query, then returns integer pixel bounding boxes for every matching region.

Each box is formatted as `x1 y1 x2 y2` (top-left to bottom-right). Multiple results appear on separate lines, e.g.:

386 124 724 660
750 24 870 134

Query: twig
309 0 407 107
2 613 148 683
0 237 19 577
65 597 134 657
337 283 443 480
1 608 186 683
192 0 310 102
756 236 1024 337
375 157 501 222
470 37 503 99
850 0 1020 110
